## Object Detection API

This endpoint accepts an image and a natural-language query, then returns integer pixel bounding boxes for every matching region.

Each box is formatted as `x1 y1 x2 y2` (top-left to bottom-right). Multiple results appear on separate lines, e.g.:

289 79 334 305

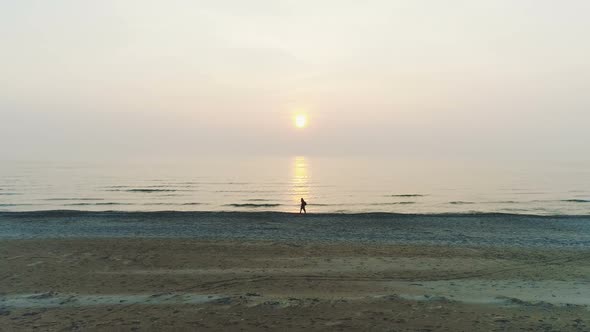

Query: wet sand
1 238 590 331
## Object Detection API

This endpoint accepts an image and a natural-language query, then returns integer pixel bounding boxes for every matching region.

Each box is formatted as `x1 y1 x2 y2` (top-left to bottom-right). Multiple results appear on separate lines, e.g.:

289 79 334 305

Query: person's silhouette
300 198 307 214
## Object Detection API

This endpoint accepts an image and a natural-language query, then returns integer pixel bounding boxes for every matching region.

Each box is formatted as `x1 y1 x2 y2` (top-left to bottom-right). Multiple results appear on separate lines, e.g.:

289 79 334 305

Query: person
300 198 307 214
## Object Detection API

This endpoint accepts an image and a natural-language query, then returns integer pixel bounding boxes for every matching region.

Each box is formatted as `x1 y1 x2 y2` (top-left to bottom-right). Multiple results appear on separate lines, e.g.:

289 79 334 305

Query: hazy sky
1 1 589 160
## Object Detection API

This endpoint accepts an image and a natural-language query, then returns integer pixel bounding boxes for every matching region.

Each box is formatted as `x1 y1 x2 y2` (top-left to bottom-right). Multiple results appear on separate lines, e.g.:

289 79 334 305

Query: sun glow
295 114 307 128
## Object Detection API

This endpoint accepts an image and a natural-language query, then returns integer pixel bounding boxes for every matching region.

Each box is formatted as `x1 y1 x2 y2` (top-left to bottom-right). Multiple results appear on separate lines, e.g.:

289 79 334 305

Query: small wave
0 203 34 207
65 203 133 206
0 193 21 196
182 203 203 206
224 203 282 208
145 185 181 188
499 208 530 212
108 189 179 193
370 202 416 206
387 194 425 197
480 201 518 204
562 199 590 203
449 201 475 205
44 198 105 201
140 185 198 189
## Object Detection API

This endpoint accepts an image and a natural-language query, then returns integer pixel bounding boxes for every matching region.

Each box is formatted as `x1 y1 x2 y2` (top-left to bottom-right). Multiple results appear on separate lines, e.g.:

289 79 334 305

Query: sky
1 0 589 160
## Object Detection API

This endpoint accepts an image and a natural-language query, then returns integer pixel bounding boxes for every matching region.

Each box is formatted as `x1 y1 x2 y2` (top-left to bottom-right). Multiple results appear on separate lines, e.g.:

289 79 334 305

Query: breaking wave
224 203 282 208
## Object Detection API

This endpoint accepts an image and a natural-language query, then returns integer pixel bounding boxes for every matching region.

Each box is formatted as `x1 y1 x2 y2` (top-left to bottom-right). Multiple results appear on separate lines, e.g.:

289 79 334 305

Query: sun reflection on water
292 156 310 203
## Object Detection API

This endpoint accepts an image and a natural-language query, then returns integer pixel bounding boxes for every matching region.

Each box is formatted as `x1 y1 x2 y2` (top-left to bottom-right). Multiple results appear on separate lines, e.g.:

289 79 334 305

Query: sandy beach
2 238 589 331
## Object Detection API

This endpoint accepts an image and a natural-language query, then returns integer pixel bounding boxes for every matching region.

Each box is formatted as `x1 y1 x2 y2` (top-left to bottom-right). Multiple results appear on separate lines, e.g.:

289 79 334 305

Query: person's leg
303 207 306 214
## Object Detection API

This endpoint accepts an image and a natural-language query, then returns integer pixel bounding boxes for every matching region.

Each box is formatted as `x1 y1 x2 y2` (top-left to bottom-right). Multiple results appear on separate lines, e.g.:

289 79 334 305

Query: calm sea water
0 157 589 215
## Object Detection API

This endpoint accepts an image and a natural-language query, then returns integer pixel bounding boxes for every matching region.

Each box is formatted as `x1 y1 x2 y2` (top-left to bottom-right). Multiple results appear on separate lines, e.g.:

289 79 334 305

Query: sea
1 157 589 216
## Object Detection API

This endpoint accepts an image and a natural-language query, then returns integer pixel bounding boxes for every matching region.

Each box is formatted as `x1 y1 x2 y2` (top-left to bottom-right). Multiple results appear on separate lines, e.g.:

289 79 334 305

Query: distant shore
2 238 589 331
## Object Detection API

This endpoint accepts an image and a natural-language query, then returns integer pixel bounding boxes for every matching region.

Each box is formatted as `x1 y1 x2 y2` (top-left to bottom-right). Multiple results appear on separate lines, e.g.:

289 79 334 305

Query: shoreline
2 211 589 248
2 209 590 217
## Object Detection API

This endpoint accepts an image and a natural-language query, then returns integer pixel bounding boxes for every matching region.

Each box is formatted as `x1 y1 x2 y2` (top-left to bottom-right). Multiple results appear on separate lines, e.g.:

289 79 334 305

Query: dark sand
1 239 590 331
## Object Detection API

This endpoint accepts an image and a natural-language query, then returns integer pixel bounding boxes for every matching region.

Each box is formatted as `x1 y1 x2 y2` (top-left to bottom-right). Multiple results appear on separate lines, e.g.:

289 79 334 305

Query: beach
1 212 590 331
4 0 590 330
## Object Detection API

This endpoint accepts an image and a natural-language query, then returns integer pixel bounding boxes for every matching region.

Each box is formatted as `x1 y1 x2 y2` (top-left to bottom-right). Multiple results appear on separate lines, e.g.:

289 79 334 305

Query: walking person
300 198 307 214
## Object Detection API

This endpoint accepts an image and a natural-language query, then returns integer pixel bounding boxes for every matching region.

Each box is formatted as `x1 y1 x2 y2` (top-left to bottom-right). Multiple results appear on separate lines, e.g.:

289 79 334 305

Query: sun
295 114 307 128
